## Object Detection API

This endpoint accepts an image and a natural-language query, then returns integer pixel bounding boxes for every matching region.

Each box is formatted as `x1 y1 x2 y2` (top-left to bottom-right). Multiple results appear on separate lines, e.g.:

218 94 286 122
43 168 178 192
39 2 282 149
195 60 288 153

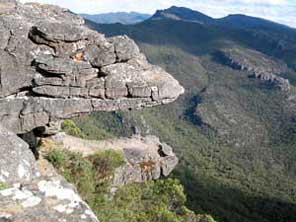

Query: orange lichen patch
72 51 85 62
38 139 63 157
39 139 55 154
36 158 56 176
139 161 156 172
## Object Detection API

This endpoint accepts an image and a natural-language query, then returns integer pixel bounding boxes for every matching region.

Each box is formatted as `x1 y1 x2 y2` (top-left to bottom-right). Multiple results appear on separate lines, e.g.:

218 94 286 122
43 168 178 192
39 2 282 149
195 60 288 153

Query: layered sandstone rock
44 134 178 186
0 1 184 222
0 1 184 134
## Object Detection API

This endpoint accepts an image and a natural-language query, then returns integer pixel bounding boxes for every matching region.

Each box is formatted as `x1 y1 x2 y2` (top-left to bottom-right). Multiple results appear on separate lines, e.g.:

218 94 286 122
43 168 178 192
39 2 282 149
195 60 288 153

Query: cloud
19 0 296 28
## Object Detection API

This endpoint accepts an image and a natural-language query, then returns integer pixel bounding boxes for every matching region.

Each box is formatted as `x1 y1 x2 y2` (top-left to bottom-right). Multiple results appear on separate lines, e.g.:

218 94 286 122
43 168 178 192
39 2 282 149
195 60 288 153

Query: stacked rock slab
0 1 184 134
0 1 184 222
45 134 179 186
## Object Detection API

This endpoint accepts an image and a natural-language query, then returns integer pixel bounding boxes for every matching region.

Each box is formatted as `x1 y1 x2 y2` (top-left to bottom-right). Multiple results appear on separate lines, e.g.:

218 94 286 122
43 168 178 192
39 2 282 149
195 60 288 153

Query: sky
19 0 296 28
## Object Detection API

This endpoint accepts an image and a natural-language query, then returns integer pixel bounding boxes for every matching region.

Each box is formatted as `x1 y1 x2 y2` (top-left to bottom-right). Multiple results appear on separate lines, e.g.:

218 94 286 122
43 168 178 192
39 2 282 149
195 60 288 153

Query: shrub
0 182 8 190
46 148 125 205
62 120 86 138
46 148 214 222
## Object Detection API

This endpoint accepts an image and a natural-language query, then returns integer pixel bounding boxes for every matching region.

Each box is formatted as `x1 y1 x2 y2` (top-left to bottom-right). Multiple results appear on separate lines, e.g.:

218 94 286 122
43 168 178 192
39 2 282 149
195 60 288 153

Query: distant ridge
80 12 151 24
85 4 296 222
150 6 213 24
149 6 295 30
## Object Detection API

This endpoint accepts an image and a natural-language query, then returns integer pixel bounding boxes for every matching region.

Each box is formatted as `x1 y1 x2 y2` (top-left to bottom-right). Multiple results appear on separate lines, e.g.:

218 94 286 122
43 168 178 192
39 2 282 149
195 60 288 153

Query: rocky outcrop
0 125 98 222
0 177 98 222
0 125 39 185
43 133 178 187
0 1 184 135
0 1 184 222
218 47 290 92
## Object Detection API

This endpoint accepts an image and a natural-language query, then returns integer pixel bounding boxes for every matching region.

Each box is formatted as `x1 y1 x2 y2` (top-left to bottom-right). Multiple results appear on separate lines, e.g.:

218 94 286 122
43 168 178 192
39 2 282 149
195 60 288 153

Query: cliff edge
0 0 184 134
0 1 184 222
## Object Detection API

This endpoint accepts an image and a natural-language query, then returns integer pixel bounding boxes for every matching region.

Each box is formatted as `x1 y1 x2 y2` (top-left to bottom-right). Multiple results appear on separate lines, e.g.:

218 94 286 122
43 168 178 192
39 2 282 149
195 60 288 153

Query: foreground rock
0 1 184 134
0 1 183 222
0 125 98 222
43 133 179 187
0 125 39 185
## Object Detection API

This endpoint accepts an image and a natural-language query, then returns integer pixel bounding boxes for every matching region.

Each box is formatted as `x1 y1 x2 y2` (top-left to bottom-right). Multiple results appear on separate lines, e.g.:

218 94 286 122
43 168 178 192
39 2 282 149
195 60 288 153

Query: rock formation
0 126 99 222
218 47 290 92
43 133 178 187
0 0 184 135
0 1 184 222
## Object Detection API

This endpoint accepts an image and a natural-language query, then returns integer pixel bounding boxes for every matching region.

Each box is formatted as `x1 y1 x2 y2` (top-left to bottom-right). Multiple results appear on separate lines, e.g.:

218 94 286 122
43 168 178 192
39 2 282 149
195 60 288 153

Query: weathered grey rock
0 1 184 134
0 125 39 185
0 158 99 222
113 135 178 186
110 35 141 62
45 134 179 186
0 2 182 222
0 0 16 13
0 124 99 222
85 43 117 67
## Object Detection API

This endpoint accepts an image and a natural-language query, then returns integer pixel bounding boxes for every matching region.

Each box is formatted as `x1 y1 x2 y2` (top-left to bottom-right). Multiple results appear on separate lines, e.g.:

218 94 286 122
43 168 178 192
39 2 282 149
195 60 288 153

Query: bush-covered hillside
45 145 216 222
78 10 296 222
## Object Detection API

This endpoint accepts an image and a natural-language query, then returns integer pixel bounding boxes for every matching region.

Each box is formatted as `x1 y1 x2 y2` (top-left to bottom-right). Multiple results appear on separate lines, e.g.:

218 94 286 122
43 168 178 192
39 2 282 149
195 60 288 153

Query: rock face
218 47 290 92
0 125 39 185
44 133 179 186
0 1 184 135
0 125 99 222
113 138 178 186
0 2 183 222
0 0 16 13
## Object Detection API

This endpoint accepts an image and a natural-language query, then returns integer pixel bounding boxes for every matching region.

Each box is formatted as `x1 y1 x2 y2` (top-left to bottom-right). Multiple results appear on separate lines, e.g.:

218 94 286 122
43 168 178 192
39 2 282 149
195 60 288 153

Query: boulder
0 125 39 185
44 134 179 186
0 124 99 222
0 158 99 222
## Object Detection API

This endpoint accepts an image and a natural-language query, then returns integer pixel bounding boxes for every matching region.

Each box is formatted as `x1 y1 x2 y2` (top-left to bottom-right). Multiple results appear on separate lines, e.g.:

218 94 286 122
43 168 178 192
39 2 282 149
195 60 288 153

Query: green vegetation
72 104 296 222
46 148 215 222
46 148 125 202
62 120 86 138
82 15 296 222
62 118 115 140
0 182 8 190
73 112 131 140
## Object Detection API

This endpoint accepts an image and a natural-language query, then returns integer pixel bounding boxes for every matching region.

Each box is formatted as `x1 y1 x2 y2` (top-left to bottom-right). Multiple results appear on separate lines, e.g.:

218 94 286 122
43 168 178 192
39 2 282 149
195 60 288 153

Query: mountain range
80 6 296 222
80 11 151 24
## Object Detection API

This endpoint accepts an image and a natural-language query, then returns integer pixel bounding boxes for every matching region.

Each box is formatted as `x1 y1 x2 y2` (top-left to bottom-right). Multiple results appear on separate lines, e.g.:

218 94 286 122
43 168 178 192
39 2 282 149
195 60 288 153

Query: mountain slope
147 6 296 69
83 7 296 222
80 12 151 24
150 6 213 24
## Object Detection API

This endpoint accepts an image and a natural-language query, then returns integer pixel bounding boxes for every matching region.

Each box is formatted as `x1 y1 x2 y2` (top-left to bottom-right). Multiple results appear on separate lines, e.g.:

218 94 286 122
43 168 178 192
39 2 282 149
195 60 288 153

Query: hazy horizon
20 0 296 28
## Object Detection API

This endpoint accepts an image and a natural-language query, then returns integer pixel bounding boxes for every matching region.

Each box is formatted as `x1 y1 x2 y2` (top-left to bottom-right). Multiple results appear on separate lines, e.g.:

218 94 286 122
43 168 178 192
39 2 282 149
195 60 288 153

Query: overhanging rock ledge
0 0 184 134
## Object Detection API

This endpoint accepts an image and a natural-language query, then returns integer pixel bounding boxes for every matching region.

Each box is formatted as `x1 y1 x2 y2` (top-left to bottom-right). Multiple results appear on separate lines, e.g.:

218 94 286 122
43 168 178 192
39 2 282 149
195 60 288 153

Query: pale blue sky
20 0 296 27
